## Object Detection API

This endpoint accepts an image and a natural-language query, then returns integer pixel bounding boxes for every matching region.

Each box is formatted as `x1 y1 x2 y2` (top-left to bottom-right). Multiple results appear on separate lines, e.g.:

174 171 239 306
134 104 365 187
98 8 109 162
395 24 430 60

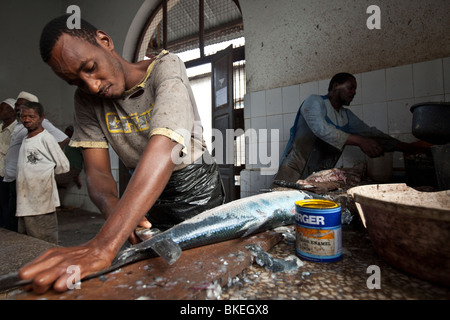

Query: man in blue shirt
275 73 423 182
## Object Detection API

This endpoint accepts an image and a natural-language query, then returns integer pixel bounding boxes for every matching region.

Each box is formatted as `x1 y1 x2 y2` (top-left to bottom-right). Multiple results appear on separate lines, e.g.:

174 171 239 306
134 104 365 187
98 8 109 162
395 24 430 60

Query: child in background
16 101 69 244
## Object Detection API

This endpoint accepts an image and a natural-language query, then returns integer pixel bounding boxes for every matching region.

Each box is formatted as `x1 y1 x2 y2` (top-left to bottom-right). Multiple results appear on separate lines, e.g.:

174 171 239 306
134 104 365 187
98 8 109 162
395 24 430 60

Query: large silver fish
116 190 315 265
0 190 315 291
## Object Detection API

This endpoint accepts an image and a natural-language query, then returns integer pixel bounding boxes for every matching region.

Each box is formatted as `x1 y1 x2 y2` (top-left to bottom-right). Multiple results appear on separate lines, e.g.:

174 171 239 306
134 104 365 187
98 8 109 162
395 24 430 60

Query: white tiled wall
242 57 450 197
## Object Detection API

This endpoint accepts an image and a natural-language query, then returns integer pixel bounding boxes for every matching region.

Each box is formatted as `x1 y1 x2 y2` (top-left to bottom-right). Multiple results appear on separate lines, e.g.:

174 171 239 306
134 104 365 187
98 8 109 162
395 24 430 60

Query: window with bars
136 0 244 62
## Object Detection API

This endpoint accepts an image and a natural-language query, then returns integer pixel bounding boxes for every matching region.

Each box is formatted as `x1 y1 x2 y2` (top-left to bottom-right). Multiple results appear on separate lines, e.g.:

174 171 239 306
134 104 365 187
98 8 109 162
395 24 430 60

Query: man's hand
358 137 384 158
395 141 432 155
129 217 152 245
347 134 384 158
18 241 114 294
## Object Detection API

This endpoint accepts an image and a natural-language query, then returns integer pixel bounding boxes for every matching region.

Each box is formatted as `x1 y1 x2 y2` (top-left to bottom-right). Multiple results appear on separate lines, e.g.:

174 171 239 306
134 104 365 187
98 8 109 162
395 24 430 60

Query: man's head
328 73 357 107
15 92 39 118
40 15 99 63
40 15 126 98
20 101 45 134
0 99 16 122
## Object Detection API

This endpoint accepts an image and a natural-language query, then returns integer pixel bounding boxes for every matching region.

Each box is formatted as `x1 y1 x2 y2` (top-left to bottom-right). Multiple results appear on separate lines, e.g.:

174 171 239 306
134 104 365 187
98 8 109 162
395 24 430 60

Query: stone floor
57 207 105 247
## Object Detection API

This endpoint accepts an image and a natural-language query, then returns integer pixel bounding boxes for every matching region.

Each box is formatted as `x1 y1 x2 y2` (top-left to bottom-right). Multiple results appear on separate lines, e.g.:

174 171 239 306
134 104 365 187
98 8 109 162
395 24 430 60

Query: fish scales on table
0 190 316 291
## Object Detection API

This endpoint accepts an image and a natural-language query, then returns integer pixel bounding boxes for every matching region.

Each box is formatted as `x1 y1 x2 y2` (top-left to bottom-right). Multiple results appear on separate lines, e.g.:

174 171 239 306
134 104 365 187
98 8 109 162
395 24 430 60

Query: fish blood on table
295 199 342 263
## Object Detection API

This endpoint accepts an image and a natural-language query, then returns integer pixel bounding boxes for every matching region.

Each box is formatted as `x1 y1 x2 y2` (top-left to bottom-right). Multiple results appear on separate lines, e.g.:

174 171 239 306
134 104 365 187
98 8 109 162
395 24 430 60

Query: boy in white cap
0 98 18 228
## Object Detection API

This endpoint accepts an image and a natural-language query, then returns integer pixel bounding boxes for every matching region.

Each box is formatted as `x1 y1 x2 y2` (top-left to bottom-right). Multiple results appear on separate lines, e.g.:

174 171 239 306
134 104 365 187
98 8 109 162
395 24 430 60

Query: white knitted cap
16 91 39 103
1 98 16 110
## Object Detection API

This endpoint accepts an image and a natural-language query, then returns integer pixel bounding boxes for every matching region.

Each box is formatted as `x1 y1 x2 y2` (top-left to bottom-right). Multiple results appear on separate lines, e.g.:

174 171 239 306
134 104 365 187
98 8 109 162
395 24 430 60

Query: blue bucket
295 199 342 263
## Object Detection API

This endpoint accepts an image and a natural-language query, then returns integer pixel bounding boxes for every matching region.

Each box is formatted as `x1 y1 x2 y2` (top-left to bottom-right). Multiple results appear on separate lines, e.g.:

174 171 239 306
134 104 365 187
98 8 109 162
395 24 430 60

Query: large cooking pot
410 102 450 145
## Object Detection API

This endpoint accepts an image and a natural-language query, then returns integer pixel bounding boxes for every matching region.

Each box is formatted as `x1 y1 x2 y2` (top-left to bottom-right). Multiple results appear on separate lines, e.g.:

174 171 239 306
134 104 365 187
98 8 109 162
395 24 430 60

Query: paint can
295 199 342 262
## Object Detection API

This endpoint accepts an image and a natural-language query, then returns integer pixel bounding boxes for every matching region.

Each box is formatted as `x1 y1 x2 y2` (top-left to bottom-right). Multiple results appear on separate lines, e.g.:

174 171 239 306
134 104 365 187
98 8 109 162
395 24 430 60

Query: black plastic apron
146 151 225 230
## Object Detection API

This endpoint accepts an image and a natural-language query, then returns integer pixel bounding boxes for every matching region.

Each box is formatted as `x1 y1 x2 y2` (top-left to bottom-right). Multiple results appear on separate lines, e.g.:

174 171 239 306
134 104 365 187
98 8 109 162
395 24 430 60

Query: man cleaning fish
274 73 429 184
15 15 227 294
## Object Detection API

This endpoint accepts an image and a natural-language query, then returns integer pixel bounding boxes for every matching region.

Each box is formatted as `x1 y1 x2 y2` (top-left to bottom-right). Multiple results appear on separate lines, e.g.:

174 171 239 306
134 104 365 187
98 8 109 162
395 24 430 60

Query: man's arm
344 110 428 157
18 135 177 293
49 139 70 175
82 148 120 219
83 147 152 243
301 96 350 151
345 134 384 158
